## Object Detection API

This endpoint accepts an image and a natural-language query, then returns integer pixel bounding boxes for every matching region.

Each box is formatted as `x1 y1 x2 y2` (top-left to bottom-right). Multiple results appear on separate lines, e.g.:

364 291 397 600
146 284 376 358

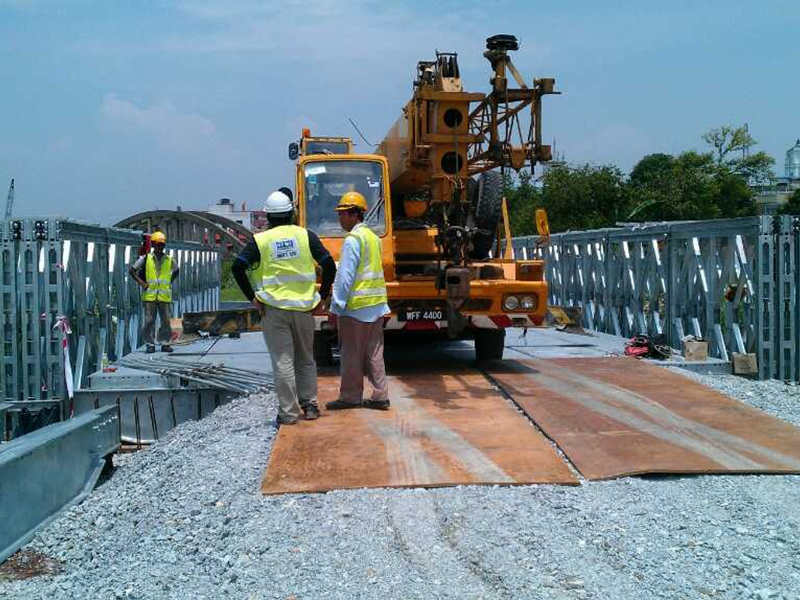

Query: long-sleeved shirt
330 223 390 323
232 228 336 303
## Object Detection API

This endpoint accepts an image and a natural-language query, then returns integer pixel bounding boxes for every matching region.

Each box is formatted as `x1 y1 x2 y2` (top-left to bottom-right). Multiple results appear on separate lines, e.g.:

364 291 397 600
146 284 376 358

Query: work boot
325 399 363 411
161 345 174 353
145 345 156 354
302 404 320 420
274 415 299 429
364 399 391 411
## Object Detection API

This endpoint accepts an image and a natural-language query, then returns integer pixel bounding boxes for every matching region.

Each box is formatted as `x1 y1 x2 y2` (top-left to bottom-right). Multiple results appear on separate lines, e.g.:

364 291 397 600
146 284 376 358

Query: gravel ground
2 370 800 600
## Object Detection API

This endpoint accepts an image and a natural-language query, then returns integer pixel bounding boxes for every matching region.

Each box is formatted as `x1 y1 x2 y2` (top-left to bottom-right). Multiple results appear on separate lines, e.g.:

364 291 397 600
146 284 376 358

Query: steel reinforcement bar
508 216 800 381
0 218 220 402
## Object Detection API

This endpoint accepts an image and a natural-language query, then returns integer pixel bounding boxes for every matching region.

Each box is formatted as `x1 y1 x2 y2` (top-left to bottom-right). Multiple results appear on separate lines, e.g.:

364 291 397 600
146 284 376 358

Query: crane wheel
474 328 505 362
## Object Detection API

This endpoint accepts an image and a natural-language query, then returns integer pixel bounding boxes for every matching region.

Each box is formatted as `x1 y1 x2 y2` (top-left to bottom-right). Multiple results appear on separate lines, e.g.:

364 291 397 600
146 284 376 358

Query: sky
1 1 798 223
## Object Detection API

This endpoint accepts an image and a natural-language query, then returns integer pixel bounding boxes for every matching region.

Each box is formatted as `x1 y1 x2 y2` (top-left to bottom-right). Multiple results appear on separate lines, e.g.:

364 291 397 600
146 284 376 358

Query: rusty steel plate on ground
486 357 800 480
261 361 577 494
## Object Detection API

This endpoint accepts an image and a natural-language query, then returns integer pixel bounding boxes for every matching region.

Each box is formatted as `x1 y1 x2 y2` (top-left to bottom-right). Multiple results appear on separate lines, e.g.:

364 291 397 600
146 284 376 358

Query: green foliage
776 188 800 216
505 165 629 235
702 125 756 166
504 171 540 236
220 256 253 302
628 151 721 222
716 173 756 218
730 151 775 185
701 124 775 184
505 124 770 234
540 164 629 232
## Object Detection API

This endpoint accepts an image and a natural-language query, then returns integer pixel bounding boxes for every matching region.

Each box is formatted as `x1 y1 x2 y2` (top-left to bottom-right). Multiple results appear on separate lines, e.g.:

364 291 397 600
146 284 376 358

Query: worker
129 231 179 353
325 192 391 411
232 189 336 426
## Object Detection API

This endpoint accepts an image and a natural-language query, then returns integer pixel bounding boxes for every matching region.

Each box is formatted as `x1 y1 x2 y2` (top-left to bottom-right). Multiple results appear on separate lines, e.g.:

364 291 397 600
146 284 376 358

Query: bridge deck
261 331 800 493
487 357 800 480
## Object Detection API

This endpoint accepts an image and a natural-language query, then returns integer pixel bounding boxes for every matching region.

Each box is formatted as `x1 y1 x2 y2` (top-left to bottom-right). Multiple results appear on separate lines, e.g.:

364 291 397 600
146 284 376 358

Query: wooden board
487 357 800 480
261 361 578 494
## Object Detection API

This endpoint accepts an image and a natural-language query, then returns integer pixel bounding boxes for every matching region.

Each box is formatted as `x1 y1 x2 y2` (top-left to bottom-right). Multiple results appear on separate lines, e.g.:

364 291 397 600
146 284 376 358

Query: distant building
207 198 268 231
755 139 800 214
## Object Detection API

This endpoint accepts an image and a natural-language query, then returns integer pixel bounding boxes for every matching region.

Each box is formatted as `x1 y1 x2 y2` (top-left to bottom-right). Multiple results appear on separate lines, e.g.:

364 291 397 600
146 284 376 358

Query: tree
702 125 756 167
730 151 775 186
627 151 721 222
503 124 775 232
776 188 800 216
504 164 629 234
627 153 679 220
702 124 775 184
538 164 629 232
504 170 540 236
716 174 756 218
629 153 674 188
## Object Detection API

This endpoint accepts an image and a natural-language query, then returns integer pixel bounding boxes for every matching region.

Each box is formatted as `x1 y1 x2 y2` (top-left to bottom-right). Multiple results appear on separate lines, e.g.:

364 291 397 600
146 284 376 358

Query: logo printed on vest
271 238 299 260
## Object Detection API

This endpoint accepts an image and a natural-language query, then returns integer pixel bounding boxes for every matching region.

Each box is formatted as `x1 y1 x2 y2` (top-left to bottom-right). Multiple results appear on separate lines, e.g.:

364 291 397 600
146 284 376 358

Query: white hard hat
264 190 294 214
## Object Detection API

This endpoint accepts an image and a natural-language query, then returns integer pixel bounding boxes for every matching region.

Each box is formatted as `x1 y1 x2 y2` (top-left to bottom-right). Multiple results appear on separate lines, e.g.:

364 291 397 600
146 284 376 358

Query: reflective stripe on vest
142 254 173 302
345 225 387 310
254 225 320 311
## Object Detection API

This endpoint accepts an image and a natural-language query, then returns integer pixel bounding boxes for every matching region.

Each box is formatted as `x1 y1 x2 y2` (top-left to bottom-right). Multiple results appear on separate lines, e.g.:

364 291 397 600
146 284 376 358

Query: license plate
399 309 443 322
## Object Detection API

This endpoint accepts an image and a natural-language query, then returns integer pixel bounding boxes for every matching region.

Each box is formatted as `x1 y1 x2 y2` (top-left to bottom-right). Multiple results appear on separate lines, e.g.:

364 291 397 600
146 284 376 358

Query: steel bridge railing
1 218 220 402
507 216 800 382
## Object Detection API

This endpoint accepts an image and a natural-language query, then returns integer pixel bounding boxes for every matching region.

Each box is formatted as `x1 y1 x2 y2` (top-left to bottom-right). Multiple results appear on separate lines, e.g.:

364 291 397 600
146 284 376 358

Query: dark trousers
143 301 172 346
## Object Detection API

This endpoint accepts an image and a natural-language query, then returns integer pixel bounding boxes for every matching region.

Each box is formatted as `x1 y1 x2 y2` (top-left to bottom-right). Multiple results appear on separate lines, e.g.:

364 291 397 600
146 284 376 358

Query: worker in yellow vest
129 231 179 353
232 189 336 426
325 192 391 411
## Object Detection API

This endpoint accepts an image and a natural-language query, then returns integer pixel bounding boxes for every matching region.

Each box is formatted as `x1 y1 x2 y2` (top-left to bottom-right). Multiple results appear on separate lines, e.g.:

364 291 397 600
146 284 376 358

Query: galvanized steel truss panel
0 219 220 401
508 216 800 381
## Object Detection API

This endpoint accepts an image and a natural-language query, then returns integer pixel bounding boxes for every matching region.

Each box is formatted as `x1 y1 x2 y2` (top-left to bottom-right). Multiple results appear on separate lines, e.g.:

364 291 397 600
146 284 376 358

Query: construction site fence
1 218 220 402
506 215 800 382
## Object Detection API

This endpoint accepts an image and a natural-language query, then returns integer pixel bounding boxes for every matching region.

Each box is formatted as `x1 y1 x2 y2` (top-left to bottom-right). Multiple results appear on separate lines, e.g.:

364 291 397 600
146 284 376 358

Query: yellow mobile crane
290 35 557 363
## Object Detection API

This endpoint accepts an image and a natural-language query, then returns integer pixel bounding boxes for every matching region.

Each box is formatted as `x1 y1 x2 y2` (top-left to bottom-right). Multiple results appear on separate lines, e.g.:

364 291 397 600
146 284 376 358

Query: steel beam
0 406 119 564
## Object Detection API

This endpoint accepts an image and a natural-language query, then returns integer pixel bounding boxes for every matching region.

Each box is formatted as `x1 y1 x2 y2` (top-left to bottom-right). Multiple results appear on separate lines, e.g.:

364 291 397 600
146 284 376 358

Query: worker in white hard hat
325 191 391 411
232 188 336 426
129 231 180 353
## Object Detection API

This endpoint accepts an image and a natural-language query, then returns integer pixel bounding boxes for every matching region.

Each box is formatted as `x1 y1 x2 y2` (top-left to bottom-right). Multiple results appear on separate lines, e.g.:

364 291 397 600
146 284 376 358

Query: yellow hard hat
334 191 368 212
151 231 167 244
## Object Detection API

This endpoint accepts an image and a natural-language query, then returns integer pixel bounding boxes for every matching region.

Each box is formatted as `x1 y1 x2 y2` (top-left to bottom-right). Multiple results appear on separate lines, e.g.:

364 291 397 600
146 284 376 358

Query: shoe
274 416 299 429
161 345 174 353
364 399 391 411
302 404 320 420
325 400 363 411
145 345 156 354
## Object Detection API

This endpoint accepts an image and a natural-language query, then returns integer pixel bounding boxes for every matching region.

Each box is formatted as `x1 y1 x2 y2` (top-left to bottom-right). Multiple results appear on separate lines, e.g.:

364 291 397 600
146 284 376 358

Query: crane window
303 161 386 237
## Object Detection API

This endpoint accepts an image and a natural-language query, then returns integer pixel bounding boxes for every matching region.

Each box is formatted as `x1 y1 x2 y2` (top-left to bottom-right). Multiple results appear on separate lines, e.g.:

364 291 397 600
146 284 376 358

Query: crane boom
4 178 14 220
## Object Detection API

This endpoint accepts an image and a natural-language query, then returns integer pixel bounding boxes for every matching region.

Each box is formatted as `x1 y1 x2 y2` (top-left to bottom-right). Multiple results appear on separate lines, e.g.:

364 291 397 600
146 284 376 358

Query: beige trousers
143 301 172 346
337 316 388 404
261 305 317 422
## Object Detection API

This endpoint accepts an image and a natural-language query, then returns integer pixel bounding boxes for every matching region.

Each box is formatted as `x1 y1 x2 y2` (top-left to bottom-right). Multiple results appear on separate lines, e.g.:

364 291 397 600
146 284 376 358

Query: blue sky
1 1 798 223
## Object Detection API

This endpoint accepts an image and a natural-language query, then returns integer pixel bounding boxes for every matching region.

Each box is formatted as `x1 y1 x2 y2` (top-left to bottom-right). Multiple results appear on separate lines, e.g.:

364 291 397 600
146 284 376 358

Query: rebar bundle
120 356 273 395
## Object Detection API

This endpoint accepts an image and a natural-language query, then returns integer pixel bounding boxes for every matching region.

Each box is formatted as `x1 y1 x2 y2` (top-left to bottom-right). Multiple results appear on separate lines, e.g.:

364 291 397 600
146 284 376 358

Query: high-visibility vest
142 254 173 302
346 225 387 311
254 225 320 311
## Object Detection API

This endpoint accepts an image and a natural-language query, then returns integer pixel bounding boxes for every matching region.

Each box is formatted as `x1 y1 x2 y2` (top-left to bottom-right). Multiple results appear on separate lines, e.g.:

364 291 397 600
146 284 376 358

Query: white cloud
168 0 493 68
101 94 217 154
